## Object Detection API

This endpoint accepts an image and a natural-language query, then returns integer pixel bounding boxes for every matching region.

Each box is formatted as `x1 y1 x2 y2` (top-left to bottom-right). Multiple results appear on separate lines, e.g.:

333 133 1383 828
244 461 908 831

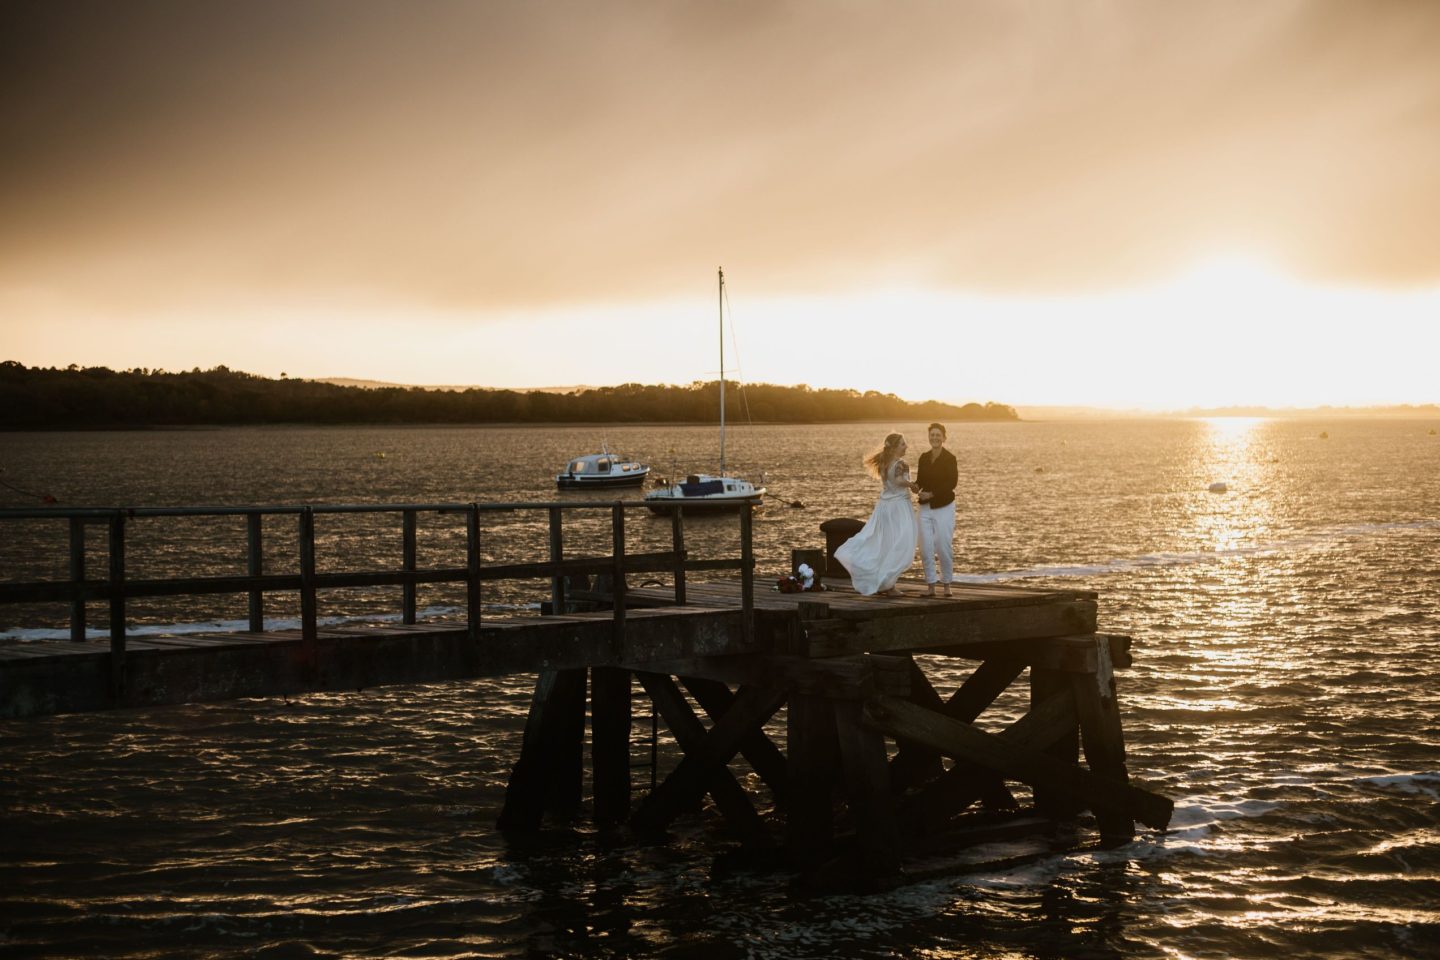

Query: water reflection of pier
0 501 1172 887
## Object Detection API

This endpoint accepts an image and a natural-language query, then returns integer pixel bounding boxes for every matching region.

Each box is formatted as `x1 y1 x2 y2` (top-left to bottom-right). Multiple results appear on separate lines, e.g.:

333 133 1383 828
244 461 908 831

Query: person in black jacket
912 422 957 597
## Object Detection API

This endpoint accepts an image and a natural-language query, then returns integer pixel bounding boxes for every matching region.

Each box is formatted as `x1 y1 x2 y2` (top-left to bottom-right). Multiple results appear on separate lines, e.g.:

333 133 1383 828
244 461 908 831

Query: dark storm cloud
3 0 1439 319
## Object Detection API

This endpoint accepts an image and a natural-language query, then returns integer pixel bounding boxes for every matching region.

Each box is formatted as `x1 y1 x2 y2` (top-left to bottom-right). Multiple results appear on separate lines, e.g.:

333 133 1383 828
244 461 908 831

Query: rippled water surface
2 419 1438 959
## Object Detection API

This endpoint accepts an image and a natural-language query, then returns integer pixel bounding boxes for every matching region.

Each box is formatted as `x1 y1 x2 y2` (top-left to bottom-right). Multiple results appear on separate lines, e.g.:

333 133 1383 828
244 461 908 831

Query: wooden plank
478 607 756 675
590 666 631 827
0 643 107 660
801 600 1099 658
621 579 1094 614
945 634 1131 671
863 695 1173 830
1 610 750 718
634 653 907 699
630 673 782 843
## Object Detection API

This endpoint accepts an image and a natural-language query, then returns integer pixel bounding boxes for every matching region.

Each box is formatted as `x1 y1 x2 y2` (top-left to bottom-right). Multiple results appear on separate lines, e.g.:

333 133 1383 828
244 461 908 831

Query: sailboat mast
718 266 725 475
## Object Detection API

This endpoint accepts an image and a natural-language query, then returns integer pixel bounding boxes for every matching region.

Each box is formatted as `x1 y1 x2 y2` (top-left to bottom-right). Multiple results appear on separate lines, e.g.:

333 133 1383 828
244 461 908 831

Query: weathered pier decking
1 501 1173 886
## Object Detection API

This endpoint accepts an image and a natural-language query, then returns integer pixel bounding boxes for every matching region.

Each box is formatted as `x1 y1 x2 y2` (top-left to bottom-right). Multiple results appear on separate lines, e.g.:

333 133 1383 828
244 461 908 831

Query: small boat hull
556 471 649 489
644 494 764 515
644 478 766 514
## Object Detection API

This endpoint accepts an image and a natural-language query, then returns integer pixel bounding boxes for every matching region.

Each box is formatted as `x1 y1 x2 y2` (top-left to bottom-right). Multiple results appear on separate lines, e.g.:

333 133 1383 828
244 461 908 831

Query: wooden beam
902 688 1077 832
630 673 781 844
680 677 789 805
944 657 1028 721
938 633 1133 671
862 695 1173 830
1071 636 1134 845
483 608 755 674
800 600 1098 658
632 653 908 699
886 657 948 793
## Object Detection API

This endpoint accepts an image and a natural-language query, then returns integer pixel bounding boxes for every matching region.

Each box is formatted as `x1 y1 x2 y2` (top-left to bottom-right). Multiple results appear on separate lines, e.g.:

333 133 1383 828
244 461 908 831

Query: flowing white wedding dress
835 458 918 595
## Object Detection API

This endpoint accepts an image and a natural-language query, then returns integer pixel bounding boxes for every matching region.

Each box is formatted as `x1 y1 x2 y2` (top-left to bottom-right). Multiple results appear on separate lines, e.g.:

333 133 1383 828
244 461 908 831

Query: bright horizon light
7 253 1437 412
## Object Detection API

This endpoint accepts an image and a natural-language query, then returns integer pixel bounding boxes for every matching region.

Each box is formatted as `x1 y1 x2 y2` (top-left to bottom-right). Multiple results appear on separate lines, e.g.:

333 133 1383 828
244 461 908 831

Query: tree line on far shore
0 362 1020 428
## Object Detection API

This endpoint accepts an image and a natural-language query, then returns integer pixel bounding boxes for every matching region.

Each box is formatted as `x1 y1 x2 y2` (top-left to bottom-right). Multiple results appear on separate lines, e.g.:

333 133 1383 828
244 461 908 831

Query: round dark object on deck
819 517 866 578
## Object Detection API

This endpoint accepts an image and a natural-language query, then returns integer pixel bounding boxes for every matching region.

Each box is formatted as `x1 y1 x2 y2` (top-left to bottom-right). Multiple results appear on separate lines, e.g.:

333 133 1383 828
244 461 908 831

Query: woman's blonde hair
864 433 905 478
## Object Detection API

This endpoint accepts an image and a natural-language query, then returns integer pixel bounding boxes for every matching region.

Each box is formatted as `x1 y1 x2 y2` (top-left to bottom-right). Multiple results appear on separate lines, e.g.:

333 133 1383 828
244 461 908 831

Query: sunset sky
3 0 1439 409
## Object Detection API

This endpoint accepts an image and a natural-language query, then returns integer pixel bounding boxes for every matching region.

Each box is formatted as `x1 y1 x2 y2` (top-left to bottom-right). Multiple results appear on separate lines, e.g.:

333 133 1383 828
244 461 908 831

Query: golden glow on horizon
5 257 1438 410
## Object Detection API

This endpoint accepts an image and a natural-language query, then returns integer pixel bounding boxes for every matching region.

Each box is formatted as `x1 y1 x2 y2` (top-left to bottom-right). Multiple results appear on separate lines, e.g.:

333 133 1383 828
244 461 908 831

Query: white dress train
835 458 918 595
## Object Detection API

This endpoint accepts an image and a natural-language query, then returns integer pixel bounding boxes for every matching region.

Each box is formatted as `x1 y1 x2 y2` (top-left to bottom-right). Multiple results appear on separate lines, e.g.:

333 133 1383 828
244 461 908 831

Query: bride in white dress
835 432 919 596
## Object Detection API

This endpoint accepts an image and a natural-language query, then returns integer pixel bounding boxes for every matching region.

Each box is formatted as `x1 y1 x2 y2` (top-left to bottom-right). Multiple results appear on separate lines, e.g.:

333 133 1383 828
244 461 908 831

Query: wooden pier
0 501 1173 887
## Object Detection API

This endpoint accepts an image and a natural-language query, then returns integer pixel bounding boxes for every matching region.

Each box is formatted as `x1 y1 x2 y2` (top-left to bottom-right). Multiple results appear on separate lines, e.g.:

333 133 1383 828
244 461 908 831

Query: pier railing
0 501 755 693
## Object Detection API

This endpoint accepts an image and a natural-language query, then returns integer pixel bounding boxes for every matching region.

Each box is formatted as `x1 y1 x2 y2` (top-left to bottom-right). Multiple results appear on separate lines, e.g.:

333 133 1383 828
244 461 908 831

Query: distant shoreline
0 363 1019 430
0 418 1027 433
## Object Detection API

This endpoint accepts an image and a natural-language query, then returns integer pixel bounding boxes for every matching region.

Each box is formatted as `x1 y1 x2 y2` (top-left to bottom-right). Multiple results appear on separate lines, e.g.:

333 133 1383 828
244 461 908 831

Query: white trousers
918 501 955 585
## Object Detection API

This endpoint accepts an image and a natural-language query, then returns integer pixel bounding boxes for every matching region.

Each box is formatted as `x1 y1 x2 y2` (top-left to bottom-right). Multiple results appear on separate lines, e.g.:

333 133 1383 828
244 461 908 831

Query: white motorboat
645 267 766 515
556 450 650 489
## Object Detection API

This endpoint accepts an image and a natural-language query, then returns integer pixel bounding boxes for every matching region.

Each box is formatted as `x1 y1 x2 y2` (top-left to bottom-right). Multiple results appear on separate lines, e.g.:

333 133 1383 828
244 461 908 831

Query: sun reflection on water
1193 417 1275 554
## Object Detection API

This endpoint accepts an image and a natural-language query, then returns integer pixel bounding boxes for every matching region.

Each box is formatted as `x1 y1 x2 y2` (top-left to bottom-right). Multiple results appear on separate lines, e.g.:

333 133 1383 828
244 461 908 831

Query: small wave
958 518 1440 583
1355 772 1440 800
0 602 543 643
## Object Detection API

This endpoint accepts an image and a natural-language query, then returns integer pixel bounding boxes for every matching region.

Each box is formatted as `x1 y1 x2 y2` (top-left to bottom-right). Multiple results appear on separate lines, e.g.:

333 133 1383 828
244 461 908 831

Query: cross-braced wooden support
493 585 1173 888
630 674 786 847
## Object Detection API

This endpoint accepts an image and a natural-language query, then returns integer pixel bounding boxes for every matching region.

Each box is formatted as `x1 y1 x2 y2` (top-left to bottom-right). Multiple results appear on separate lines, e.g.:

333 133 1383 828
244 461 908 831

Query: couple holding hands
834 423 957 598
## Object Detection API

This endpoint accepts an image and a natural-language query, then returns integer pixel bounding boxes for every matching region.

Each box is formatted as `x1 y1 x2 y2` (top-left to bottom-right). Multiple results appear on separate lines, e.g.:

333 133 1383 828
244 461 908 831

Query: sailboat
645 267 766 514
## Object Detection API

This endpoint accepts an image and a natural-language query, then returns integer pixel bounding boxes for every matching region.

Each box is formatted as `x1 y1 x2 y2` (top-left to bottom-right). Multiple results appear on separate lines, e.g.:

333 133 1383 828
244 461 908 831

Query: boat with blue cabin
555 450 651 489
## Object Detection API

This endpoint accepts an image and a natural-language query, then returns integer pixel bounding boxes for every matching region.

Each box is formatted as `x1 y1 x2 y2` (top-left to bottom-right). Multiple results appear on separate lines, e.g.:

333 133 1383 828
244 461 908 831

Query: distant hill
1 362 1019 428
316 378 595 394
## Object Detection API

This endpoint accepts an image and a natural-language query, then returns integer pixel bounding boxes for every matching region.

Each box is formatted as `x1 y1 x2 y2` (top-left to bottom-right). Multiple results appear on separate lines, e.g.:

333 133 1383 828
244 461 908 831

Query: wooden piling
590 666 632 826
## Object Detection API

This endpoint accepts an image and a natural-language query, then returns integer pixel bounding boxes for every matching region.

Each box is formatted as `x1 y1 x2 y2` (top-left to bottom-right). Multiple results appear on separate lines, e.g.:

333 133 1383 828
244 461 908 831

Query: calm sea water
2 420 1438 959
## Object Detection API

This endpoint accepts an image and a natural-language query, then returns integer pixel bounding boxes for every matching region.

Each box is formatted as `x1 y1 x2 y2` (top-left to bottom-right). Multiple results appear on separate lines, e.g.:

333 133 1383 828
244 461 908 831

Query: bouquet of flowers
775 563 823 593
